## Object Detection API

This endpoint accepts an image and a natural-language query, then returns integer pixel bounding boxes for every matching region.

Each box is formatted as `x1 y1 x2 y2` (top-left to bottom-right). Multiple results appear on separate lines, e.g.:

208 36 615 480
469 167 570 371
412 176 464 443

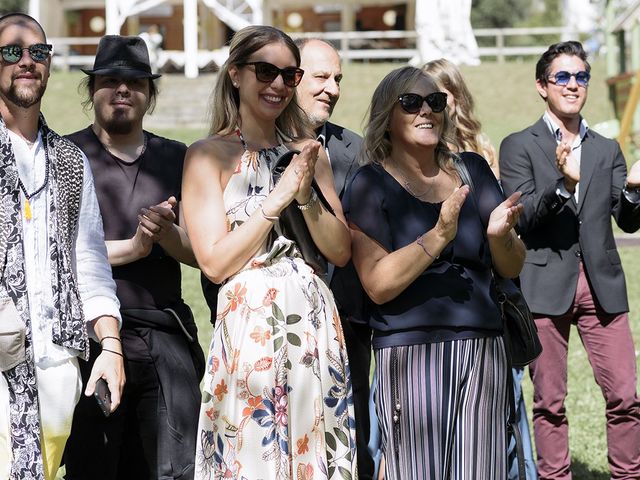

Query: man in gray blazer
296 38 373 479
500 41 640 479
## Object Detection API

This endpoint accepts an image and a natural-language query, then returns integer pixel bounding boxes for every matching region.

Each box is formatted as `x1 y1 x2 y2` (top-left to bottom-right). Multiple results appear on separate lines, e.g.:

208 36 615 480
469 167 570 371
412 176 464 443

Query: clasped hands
262 141 320 217
132 195 178 257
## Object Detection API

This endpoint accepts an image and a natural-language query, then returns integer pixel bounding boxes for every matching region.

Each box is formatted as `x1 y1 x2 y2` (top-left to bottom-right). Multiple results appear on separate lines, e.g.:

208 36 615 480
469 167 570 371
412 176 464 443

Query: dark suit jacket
322 121 362 198
500 117 640 316
319 122 367 323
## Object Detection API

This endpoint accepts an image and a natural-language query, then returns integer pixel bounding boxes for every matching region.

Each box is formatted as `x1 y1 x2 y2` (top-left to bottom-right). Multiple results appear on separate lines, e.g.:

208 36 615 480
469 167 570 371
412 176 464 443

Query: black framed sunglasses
398 92 448 114
0 43 52 64
547 70 590 87
240 61 304 88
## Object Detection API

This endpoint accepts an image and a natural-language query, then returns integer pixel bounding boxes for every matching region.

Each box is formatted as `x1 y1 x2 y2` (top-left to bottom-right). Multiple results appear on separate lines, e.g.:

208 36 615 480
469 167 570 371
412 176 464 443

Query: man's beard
5 80 45 108
102 113 135 135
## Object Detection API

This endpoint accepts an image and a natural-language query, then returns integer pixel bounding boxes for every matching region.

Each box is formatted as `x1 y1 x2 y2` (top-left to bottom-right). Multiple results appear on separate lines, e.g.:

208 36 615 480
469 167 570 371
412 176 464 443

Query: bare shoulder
186 134 243 171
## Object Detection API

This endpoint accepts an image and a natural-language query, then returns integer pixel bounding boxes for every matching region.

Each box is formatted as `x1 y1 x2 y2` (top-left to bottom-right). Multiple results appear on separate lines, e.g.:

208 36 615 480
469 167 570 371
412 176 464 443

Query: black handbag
495 275 543 368
270 149 335 275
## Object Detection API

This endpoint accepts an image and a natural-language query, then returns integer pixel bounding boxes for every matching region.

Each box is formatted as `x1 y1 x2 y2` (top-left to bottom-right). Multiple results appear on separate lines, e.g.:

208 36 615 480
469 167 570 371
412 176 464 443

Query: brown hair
208 25 311 139
360 66 456 169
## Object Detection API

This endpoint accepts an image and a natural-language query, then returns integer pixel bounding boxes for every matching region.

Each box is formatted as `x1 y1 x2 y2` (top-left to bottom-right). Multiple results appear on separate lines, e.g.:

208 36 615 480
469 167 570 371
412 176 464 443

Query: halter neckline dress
195 142 357 480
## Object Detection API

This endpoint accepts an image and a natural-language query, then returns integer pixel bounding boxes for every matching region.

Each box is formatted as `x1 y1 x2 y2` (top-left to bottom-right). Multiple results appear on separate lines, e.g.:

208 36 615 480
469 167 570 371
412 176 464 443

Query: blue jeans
508 367 538 480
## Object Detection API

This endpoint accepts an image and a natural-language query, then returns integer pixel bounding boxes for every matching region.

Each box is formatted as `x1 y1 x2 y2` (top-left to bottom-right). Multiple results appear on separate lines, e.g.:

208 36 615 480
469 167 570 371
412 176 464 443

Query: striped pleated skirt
374 336 509 480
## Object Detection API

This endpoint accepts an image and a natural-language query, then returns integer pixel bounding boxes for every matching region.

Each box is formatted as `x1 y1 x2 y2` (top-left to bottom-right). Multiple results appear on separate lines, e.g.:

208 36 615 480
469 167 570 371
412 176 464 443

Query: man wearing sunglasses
0 13 123 480
62 35 204 480
500 41 640 479
294 38 375 479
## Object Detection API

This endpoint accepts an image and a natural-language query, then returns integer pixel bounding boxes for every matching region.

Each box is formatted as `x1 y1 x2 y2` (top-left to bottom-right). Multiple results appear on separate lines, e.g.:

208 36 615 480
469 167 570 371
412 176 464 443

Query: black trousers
63 341 167 480
341 318 375 480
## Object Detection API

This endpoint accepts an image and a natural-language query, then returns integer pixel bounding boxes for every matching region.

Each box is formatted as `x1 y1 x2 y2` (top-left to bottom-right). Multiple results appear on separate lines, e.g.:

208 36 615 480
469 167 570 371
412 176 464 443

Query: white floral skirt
195 250 357 480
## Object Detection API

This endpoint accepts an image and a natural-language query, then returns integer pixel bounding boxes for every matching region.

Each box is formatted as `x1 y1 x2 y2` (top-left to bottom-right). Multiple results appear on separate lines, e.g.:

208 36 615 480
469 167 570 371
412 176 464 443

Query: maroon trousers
529 262 640 479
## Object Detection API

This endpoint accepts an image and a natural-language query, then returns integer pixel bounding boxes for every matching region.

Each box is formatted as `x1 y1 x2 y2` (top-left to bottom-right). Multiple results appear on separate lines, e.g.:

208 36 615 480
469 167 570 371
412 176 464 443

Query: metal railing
474 26 580 63
49 36 101 70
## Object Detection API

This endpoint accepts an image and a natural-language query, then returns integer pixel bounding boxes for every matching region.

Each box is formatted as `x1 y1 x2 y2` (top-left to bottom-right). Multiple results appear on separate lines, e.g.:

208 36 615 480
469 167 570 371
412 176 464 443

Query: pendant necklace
392 161 437 200
17 135 49 221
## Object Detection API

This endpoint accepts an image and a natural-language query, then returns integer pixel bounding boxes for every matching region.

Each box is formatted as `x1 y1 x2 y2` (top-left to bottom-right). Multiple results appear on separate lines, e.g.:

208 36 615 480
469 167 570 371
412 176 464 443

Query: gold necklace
392 162 438 199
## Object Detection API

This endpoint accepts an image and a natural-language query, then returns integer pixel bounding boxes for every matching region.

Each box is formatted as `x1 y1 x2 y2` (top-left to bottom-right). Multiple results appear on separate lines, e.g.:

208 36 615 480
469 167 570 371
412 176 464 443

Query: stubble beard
5 80 46 109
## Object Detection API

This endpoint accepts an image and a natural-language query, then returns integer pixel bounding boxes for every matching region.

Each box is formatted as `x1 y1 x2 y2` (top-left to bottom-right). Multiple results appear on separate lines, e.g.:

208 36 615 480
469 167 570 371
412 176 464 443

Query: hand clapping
556 142 580 191
626 159 640 188
487 191 524 238
435 185 469 243
262 140 321 216
292 141 320 205
138 196 177 243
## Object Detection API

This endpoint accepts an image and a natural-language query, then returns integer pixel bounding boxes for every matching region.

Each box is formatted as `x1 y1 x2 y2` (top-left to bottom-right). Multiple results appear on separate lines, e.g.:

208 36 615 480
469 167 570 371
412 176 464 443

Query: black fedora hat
82 35 161 79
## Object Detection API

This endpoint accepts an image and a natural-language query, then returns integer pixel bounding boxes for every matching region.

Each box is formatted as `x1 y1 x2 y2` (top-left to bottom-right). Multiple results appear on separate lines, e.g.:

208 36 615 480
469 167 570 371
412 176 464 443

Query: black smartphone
93 377 112 417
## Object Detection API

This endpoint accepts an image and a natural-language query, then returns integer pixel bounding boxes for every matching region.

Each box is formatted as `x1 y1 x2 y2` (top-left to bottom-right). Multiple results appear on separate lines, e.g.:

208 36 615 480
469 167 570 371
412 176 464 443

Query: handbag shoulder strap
453 153 475 193
271 148 335 216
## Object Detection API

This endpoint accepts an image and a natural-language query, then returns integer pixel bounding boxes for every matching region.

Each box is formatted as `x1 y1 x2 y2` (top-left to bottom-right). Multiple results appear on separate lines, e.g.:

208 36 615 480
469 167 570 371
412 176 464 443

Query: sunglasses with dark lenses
0 43 52 64
547 70 590 87
398 92 448 114
241 61 304 88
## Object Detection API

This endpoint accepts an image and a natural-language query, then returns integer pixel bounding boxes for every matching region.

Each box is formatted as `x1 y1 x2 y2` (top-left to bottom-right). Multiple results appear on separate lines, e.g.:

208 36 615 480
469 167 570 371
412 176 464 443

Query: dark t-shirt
67 126 187 311
344 152 504 348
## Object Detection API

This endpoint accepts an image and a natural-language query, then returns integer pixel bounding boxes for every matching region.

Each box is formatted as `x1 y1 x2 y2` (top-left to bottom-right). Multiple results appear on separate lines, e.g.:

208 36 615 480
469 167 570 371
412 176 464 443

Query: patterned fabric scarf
0 115 86 479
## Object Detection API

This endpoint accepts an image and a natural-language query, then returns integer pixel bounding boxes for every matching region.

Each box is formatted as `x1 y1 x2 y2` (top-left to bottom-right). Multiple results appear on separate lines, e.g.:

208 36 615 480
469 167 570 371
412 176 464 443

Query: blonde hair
360 66 457 170
207 25 312 139
422 58 497 166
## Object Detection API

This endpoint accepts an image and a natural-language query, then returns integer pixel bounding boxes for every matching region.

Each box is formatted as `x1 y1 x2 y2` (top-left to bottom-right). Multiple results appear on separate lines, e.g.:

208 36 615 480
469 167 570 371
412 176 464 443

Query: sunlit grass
47 59 635 479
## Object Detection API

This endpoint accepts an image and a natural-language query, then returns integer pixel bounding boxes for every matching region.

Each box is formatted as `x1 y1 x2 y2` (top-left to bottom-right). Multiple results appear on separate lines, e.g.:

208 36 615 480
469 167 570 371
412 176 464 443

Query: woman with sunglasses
182 25 356 479
345 66 525 479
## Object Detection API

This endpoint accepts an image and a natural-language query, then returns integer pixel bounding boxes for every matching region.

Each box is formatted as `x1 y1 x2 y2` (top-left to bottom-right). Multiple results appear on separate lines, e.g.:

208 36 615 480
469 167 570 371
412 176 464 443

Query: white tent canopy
412 0 479 65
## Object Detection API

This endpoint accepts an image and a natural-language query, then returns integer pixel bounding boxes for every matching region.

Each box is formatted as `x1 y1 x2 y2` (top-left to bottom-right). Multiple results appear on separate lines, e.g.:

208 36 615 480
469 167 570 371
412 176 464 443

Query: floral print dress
195 144 357 480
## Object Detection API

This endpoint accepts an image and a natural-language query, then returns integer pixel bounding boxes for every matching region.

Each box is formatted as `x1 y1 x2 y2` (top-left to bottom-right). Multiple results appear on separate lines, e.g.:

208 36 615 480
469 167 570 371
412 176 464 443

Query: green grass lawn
45 59 636 479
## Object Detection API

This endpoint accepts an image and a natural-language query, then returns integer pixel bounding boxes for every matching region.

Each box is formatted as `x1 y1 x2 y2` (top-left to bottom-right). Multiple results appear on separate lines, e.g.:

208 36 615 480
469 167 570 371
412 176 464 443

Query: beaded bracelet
102 348 124 358
261 207 279 222
100 336 121 344
416 235 439 260
297 189 318 211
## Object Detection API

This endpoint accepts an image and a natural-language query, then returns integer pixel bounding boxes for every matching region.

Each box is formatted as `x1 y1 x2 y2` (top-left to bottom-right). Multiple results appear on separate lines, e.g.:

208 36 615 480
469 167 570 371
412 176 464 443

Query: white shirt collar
542 111 589 145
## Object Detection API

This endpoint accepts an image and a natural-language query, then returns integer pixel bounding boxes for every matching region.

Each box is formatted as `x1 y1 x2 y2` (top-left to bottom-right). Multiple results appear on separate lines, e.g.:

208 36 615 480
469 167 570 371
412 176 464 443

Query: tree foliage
0 0 26 15
471 0 531 28
471 0 562 28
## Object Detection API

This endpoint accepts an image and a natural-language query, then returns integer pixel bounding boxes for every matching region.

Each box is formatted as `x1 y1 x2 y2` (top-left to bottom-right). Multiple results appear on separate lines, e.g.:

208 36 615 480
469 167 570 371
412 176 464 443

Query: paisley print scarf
0 114 86 479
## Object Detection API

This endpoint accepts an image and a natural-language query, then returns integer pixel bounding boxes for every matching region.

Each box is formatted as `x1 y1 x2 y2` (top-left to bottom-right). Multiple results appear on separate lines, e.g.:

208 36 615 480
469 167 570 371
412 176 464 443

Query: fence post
61 44 70 73
497 30 504 64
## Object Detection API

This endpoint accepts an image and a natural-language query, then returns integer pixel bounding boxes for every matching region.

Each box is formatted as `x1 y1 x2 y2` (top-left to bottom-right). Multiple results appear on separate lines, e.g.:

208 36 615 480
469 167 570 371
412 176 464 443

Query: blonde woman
182 25 356 479
423 58 499 178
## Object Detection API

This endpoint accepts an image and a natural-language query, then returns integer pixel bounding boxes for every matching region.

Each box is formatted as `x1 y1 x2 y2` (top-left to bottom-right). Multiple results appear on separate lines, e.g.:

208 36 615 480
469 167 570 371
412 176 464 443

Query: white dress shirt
11 130 121 367
543 111 589 203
